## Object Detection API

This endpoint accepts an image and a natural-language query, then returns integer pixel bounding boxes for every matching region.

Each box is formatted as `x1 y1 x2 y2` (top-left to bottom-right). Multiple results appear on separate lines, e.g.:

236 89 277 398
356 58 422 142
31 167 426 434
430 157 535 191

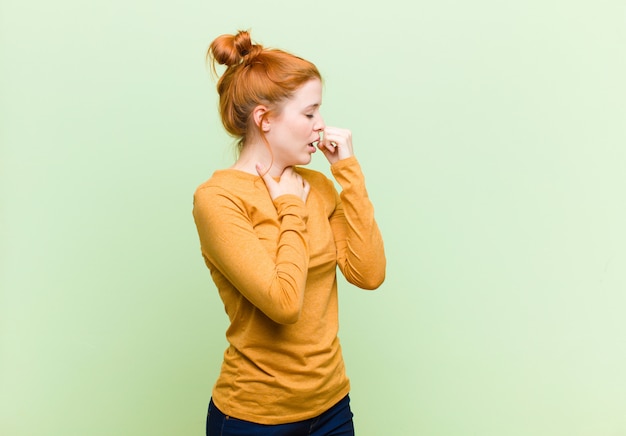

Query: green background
2 0 625 435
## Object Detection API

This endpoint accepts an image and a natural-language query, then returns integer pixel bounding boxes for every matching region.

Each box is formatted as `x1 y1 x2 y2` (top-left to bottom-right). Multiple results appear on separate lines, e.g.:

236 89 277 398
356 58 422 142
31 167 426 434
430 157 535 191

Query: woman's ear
252 105 271 132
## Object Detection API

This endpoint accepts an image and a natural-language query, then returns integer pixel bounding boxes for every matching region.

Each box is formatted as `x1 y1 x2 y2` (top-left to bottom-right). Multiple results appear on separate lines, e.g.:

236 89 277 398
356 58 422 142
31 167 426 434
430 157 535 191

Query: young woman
193 30 386 436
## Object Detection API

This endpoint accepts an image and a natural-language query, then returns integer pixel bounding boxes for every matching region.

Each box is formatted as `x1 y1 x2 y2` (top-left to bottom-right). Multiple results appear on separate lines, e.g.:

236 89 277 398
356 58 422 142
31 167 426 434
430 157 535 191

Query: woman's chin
296 154 313 166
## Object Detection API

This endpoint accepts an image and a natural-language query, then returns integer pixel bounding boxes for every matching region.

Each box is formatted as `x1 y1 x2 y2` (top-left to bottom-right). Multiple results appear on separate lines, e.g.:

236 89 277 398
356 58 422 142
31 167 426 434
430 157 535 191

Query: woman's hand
317 126 354 165
256 164 310 203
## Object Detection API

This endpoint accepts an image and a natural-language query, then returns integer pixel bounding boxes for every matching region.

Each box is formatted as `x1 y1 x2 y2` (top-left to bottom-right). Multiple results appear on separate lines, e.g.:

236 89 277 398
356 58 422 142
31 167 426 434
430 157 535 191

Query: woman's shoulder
296 167 338 202
296 166 333 185
193 169 262 207
196 168 258 191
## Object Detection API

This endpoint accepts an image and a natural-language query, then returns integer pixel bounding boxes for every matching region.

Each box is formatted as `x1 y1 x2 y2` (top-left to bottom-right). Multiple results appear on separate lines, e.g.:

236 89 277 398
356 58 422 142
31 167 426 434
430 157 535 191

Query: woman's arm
193 185 310 324
317 127 386 289
330 157 386 290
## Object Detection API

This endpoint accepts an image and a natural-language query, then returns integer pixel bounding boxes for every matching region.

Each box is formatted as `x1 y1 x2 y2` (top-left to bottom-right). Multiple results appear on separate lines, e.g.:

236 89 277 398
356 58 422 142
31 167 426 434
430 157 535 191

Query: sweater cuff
330 156 366 190
330 155 359 175
274 195 309 222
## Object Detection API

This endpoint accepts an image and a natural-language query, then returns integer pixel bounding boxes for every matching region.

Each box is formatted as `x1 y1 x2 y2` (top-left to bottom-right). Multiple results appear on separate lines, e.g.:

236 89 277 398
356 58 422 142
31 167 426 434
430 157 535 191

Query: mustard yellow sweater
192 156 385 424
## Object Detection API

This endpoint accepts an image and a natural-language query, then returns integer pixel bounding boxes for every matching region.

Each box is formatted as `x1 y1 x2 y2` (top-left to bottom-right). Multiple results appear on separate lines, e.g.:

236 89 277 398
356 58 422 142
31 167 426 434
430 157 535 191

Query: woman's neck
233 141 285 177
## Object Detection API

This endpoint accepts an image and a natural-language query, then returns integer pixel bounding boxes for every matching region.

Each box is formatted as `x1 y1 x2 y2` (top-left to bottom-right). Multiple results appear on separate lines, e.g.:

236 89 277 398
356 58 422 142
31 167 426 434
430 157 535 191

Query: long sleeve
330 156 386 289
193 186 310 324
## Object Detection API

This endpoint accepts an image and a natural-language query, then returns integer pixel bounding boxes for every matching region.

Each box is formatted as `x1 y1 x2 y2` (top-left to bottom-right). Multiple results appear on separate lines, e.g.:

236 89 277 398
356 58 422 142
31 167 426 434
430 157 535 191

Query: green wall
2 0 625 434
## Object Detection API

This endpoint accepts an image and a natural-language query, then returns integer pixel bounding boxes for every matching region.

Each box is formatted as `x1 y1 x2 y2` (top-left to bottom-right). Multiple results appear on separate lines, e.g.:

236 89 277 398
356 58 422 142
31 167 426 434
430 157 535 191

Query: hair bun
234 31 253 57
209 30 263 68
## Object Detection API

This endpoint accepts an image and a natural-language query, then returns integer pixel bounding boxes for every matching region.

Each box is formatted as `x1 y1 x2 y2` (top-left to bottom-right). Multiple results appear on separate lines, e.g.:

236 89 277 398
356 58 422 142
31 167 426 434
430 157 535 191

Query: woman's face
265 79 325 168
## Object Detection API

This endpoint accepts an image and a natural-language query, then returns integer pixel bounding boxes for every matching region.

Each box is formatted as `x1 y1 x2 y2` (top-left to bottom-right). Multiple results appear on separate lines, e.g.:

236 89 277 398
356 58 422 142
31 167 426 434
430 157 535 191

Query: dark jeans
206 395 355 436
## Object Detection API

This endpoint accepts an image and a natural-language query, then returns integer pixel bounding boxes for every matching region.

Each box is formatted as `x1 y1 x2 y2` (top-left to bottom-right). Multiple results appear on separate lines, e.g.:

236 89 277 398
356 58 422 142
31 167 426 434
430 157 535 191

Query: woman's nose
314 115 325 132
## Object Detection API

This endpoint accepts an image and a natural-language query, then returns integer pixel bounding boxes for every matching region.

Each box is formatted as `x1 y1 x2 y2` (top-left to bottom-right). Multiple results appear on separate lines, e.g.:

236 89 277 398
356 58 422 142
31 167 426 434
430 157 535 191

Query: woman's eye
305 114 314 119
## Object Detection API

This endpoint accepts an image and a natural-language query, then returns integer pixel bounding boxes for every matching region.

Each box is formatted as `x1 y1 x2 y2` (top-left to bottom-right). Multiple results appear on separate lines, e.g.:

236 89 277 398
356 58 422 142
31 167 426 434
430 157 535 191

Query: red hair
207 30 321 149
